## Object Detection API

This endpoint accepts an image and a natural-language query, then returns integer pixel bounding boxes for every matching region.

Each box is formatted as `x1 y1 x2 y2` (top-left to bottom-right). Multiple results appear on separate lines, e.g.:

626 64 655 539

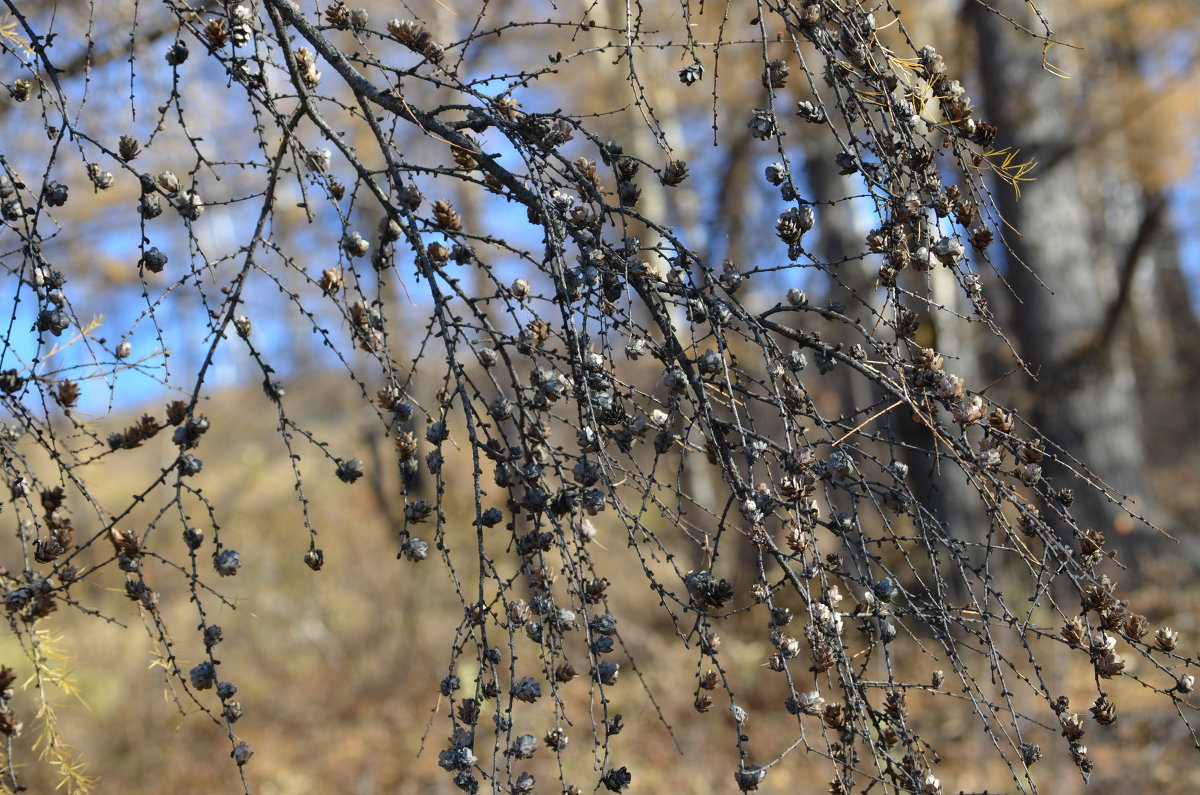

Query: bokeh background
1 0 1199 792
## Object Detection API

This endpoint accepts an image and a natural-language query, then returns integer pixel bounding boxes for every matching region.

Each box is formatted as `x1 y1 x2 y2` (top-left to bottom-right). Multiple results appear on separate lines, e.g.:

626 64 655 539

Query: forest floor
5 376 1196 795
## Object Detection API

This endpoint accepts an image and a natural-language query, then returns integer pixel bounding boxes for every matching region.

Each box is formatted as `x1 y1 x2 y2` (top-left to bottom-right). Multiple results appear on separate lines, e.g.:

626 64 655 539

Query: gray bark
970 2 1153 560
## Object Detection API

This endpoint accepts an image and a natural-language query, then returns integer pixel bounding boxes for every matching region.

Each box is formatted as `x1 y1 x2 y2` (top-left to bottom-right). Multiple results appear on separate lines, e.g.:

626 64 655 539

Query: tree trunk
969 1 1153 561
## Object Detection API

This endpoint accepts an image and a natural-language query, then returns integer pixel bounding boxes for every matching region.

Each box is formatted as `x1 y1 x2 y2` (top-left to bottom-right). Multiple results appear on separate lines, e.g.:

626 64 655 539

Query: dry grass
2 376 1197 795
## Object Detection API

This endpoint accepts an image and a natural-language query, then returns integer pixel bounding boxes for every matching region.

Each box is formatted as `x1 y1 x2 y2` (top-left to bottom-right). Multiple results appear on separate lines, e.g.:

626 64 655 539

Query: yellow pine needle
1042 42 1072 79
0 14 33 59
974 147 1039 198
832 399 904 447
854 89 889 108
29 315 106 369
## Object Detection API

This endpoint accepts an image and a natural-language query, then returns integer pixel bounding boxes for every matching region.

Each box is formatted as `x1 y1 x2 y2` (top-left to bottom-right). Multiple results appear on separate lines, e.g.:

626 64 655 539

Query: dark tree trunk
970 1 1154 561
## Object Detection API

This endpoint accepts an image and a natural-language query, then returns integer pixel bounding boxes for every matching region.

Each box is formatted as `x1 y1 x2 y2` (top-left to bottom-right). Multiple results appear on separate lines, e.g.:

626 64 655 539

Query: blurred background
1 0 1198 792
